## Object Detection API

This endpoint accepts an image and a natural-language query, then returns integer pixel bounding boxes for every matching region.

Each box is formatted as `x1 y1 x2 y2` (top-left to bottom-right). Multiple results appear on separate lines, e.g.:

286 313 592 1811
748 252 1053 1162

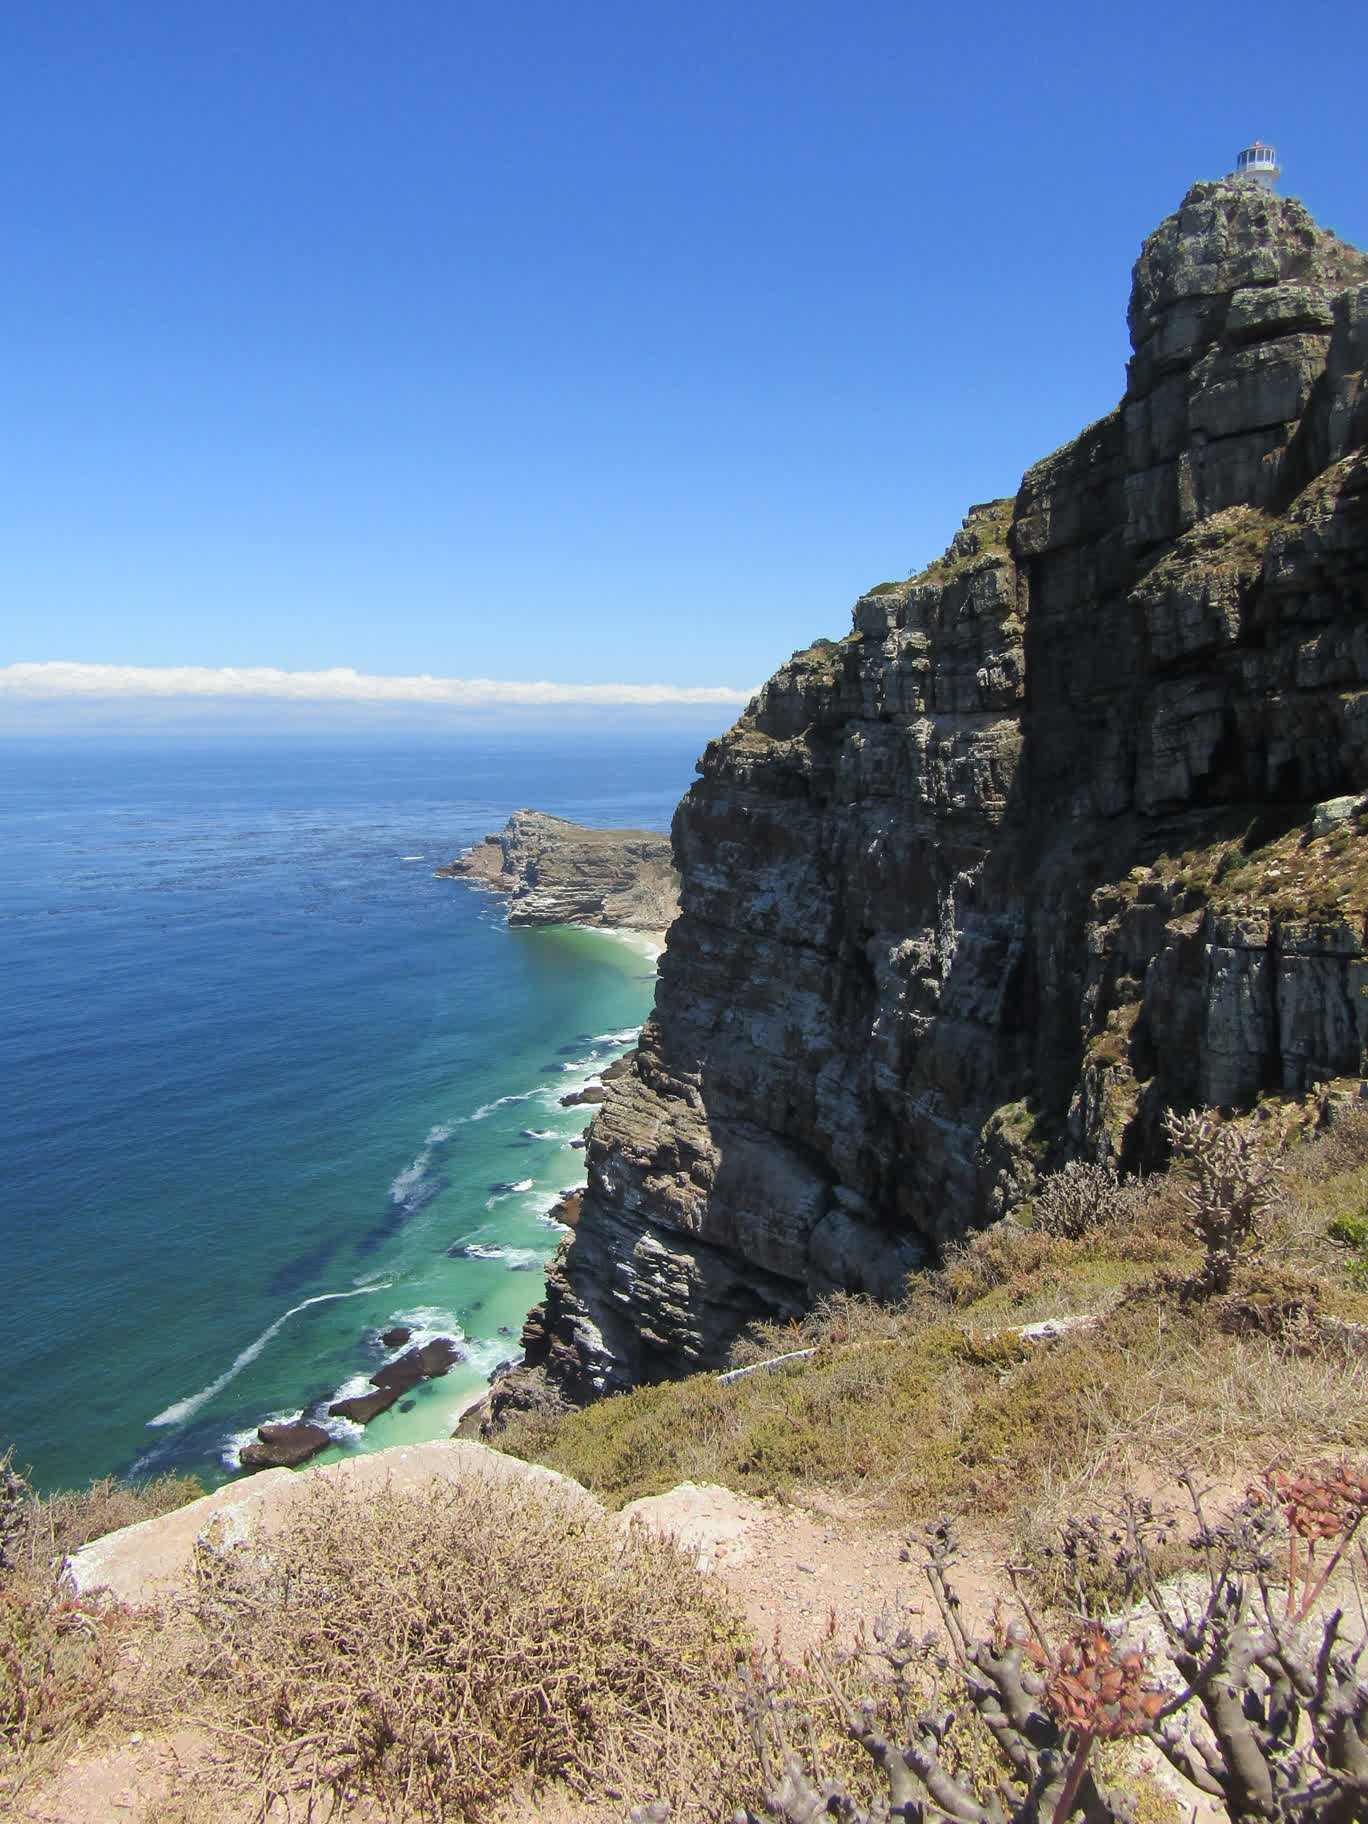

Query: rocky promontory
510 179 1368 1409
437 809 679 932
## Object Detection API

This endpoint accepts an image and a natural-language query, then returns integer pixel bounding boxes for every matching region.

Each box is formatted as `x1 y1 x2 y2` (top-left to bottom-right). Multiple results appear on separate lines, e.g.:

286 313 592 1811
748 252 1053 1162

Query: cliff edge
439 809 680 932
514 180 1368 1405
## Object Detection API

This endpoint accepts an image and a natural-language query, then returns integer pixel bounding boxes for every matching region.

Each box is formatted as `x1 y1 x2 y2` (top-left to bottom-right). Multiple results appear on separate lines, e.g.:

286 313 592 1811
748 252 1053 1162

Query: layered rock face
440 809 679 931
519 182 1368 1403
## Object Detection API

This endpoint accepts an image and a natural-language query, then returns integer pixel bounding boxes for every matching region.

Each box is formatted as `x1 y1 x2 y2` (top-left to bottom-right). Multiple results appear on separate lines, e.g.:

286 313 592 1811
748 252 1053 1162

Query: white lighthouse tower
1232 141 1281 188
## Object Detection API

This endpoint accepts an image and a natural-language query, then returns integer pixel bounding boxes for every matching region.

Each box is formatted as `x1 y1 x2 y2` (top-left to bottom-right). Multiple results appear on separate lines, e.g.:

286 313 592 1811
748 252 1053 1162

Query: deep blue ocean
0 731 706 1493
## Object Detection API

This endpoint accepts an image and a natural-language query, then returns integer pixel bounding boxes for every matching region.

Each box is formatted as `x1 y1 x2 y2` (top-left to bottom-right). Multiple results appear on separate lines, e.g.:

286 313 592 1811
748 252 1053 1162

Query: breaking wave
148 1282 389 1429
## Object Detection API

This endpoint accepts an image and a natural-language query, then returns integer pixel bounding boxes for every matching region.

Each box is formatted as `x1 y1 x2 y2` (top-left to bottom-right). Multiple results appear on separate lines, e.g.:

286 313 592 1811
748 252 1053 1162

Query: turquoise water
0 733 702 1492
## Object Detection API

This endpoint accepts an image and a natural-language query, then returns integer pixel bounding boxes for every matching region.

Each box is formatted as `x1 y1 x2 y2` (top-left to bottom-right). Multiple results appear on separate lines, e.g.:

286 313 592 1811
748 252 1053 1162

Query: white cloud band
0 662 756 708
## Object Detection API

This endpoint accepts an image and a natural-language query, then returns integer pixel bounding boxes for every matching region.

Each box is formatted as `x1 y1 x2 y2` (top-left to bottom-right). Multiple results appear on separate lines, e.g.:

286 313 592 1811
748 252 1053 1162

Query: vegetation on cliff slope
501 1102 1368 1555
5 1103 1368 1820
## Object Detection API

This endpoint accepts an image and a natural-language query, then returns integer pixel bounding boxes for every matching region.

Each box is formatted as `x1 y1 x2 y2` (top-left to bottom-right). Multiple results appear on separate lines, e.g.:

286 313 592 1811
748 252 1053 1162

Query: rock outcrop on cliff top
514 181 1368 1405
439 809 679 931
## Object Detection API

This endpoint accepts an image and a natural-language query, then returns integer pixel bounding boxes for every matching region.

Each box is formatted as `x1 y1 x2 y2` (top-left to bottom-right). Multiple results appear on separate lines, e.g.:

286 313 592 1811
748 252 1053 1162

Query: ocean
0 730 707 1493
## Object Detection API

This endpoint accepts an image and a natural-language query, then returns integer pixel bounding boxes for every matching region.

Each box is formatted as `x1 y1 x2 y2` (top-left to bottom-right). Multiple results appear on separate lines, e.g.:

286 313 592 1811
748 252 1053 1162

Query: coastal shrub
0 1566 140 1782
1328 1211 1368 1248
747 1474 1368 1824
1031 1159 1143 1240
0 1447 27 1576
0 1453 203 1799
1293 1104 1368 1181
0 1449 203 1583
1165 1107 1283 1294
183 1472 752 1820
507 1276 1368 1555
935 1199 1185 1311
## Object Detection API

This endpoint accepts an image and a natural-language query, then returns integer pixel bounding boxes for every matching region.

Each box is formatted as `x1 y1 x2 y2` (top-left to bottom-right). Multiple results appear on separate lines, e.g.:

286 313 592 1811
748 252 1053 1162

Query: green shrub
1328 1212 1368 1249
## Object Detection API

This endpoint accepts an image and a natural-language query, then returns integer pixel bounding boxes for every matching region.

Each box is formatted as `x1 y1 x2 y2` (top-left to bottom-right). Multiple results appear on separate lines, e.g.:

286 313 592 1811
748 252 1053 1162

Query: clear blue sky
2 0 1364 703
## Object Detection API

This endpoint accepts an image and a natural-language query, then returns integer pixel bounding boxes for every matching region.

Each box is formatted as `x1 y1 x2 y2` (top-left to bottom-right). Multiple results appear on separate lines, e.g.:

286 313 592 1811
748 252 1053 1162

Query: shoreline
573 920 668 963
224 920 661 1481
438 924 662 1444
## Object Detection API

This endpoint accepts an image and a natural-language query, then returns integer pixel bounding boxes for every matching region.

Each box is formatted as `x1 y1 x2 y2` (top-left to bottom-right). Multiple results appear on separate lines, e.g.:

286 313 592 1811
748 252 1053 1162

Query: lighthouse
1232 142 1280 188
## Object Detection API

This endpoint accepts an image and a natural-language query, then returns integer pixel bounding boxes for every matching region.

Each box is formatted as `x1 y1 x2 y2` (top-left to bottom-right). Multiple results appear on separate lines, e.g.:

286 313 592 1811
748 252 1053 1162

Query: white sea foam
466 1091 535 1122
591 1027 643 1047
330 1372 374 1403
389 1158 432 1202
322 1412 366 1444
502 1247 547 1271
464 1337 517 1376
400 855 425 861
381 1305 462 1343
574 925 665 964
220 1425 261 1470
483 1175 536 1208
148 1283 388 1429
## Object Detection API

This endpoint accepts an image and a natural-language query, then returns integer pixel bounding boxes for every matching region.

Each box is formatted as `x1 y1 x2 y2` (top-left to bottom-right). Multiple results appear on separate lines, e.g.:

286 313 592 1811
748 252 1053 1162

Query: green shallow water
0 734 697 1491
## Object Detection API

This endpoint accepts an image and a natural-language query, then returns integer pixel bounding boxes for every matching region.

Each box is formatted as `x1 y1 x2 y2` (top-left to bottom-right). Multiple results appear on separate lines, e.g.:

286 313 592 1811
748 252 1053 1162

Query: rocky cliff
439 809 679 932
514 180 1368 1406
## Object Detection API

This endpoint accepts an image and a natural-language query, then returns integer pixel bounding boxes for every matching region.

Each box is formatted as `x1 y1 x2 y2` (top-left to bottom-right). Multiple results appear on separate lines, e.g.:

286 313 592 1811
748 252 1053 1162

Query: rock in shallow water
328 1387 400 1424
418 1337 461 1376
240 1420 331 1469
560 1085 606 1107
370 1350 427 1393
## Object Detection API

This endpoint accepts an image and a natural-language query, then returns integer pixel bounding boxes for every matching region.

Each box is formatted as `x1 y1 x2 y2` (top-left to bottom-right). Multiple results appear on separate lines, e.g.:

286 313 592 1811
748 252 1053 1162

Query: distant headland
437 809 680 935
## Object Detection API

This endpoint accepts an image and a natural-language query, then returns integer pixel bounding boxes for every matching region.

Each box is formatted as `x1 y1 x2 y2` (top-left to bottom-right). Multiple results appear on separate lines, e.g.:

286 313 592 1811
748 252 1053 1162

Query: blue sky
2 0 1364 718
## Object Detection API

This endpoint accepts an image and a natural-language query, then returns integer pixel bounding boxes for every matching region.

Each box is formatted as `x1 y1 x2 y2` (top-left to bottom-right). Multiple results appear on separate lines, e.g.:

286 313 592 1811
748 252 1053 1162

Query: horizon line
0 661 758 709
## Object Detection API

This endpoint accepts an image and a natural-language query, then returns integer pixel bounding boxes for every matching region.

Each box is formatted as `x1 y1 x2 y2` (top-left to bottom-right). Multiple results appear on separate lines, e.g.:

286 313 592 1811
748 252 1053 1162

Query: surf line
146 1283 390 1429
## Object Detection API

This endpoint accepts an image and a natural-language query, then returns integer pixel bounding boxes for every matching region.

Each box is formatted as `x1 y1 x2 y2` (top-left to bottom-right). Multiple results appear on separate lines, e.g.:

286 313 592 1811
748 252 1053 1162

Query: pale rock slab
67 1441 600 1608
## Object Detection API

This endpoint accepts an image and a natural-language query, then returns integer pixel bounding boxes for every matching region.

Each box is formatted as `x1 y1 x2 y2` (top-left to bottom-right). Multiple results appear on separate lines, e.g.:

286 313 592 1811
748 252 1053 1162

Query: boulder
67 1441 603 1609
417 1337 461 1376
615 1480 767 1574
370 1349 426 1393
239 1421 331 1469
328 1386 400 1424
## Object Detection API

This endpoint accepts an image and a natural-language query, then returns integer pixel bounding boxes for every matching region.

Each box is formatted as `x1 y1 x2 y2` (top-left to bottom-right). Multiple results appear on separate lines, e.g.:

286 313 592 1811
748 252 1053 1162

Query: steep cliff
439 810 679 931
516 180 1368 1405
